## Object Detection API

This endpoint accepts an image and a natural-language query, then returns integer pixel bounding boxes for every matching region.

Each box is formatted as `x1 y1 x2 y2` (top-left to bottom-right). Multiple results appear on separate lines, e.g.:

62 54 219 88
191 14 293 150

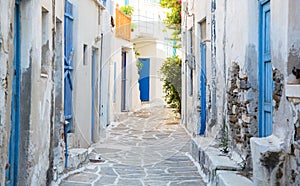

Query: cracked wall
0 1 14 185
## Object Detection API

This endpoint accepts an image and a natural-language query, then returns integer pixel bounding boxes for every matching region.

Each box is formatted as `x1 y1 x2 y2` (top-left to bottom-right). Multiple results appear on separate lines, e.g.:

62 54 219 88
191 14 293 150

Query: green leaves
159 1 182 113
120 5 134 16
160 56 182 113
160 0 182 43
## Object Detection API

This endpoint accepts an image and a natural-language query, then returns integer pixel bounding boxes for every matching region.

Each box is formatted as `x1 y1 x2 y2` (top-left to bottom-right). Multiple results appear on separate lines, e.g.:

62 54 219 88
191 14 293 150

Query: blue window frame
258 0 272 137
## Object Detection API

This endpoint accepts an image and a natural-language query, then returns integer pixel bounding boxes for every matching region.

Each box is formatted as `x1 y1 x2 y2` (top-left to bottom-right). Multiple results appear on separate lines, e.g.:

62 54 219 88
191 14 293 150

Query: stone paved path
60 105 206 186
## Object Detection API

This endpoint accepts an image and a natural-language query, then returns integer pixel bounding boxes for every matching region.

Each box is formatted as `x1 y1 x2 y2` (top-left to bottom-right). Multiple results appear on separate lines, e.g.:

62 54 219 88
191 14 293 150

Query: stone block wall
226 62 258 170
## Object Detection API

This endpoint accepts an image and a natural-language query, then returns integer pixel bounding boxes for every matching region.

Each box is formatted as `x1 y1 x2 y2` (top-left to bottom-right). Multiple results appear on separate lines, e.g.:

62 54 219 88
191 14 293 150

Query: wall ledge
286 84 300 98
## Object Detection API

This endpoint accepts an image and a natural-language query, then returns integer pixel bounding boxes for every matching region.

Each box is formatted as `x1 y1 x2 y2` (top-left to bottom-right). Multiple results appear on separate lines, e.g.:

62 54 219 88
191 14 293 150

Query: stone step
216 171 253 186
191 138 253 185
67 148 89 169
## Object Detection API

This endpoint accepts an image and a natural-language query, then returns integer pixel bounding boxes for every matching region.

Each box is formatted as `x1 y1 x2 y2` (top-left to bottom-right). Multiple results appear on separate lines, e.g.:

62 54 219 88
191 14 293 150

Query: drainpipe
211 0 217 126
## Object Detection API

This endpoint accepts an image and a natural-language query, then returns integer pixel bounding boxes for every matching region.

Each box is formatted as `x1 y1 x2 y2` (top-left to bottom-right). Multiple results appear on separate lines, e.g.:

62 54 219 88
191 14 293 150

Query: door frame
6 1 21 185
258 0 272 137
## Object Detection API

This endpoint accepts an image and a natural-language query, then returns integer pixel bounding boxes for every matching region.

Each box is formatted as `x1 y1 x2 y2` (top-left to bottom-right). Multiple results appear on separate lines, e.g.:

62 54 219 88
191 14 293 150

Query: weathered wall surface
0 1 14 185
220 0 259 169
17 0 56 184
183 0 300 184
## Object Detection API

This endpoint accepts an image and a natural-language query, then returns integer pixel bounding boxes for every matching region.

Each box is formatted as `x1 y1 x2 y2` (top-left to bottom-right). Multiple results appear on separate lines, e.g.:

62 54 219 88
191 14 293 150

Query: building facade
182 0 300 185
0 0 112 185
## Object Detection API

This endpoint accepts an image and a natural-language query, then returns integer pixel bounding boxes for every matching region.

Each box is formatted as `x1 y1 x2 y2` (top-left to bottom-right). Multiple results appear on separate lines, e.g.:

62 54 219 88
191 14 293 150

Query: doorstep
191 138 253 186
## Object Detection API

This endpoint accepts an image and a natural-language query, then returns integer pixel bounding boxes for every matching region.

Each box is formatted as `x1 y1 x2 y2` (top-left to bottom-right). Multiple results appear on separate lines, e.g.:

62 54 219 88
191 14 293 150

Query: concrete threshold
67 148 89 170
191 138 253 186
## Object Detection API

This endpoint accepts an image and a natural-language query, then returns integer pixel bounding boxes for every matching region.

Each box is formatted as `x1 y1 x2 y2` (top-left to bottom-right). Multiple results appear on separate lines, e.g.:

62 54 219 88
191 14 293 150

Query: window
188 28 193 54
83 44 88 65
188 28 194 96
98 7 101 25
200 19 206 42
41 8 49 75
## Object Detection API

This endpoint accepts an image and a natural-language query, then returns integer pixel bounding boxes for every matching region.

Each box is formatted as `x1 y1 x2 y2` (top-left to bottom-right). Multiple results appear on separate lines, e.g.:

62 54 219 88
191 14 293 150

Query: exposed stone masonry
227 62 258 170
272 69 284 111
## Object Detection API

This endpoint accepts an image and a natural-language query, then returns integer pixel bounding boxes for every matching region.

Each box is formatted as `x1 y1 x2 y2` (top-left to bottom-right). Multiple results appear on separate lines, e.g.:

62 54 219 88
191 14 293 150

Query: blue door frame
121 51 127 111
199 43 206 135
6 1 21 185
64 0 73 168
91 49 96 142
138 58 150 101
259 0 272 137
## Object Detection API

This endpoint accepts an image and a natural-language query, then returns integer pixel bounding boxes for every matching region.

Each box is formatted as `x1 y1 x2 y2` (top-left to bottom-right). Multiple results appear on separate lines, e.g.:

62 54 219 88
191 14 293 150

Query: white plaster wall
109 35 141 121
271 0 293 146
71 0 102 147
17 0 56 184
182 0 212 135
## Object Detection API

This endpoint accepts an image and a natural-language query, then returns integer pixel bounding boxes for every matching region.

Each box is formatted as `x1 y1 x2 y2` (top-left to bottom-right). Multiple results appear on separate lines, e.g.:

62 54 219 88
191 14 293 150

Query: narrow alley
59 105 205 186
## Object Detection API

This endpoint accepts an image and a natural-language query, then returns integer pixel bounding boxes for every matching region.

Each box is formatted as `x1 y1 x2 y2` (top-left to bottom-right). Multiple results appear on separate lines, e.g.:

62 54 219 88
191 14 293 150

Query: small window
200 19 206 42
83 44 88 65
189 69 193 96
98 7 101 25
188 28 193 54
41 8 49 75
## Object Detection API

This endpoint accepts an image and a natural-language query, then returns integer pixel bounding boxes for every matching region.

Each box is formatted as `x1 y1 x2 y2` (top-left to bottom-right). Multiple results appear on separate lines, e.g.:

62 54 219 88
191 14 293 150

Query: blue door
64 0 73 168
121 52 127 111
199 43 206 135
91 49 96 142
64 0 73 132
259 0 272 137
6 1 21 185
138 58 150 101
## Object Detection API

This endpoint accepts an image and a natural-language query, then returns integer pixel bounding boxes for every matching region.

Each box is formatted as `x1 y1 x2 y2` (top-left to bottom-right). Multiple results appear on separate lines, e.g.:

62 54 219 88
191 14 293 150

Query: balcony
115 6 131 41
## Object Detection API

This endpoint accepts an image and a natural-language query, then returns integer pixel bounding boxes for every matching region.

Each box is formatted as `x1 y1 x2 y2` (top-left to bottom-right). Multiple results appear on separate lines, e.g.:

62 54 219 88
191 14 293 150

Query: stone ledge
250 135 286 186
191 138 244 185
216 170 253 186
68 148 89 169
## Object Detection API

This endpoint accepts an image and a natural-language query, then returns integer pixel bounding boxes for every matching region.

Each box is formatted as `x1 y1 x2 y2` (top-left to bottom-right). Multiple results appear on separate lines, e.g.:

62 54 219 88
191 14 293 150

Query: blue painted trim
64 0 74 169
125 0 129 6
138 58 150 101
258 0 272 137
199 43 206 135
6 2 21 185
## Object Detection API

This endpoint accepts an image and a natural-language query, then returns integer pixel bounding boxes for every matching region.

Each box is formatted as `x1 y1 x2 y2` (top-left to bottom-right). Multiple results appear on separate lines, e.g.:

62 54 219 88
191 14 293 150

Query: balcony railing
115 6 131 41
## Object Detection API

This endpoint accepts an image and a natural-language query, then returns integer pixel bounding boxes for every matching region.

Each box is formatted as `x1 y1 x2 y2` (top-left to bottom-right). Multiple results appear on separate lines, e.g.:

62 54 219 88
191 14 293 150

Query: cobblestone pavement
60 105 206 186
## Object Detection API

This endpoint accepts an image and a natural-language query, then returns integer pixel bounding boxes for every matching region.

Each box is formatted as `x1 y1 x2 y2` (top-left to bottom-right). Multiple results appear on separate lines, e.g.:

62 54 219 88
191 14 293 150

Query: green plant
133 43 143 71
219 119 229 153
120 5 134 16
160 56 182 113
160 0 182 46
